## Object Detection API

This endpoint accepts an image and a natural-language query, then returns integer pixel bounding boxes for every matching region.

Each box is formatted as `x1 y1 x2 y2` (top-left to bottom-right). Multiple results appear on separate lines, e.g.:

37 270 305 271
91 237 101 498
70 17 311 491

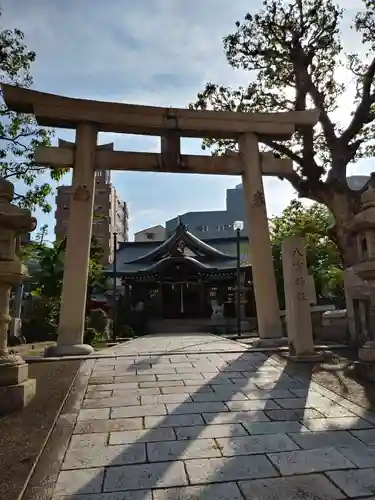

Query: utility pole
112 232 117 341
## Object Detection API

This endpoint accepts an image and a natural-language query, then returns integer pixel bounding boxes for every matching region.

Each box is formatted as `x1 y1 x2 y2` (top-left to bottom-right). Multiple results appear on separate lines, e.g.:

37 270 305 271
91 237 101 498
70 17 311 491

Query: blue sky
2 0 372 241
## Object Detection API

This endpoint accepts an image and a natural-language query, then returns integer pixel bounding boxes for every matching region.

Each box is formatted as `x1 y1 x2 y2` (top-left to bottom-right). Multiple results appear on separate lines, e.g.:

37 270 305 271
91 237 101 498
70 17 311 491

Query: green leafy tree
191 0 375 267
23 236 106 339
0 8 65 212
270 199 344 307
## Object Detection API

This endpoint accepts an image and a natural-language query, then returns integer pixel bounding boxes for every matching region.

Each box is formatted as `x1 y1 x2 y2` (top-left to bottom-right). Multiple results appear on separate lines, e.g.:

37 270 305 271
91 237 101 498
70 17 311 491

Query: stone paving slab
238 474 346 500
50 333 375 498
327 468 375 497
267 447 355 475
152 483 244 500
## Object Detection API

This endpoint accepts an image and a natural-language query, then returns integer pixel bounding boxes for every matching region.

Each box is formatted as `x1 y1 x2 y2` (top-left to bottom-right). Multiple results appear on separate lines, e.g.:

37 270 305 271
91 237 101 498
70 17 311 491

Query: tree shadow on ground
60 345 373 500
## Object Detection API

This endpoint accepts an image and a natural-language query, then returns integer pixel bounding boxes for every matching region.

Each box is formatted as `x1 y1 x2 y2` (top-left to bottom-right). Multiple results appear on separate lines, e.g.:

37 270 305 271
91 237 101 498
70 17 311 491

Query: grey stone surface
317 406 357 418
204 411 269 425
157 373 204 381
54 469 104 496
62 442 146 469
54 492 152 500
185 455 278 483
352 428 375 445
191 391 248 402
175 423 248 440
109 427 176 444
161 385 212 394
147 438 222 461
47 334 375 498
166 402 229 414
265 408 324 421
74 417 143 434
337 443 375 467
243 421 309 435
226 399 280 411
144 413 204 428
140 380 184 387
238 474 346 500
141 394 192 405
216 433 299 456
103 461 188 491
245 389 295 399
77 408 110 421
152 483 244 500
68 433 108 449
303 416 373 431
111 404 167 419
85 390 113 398
327 468 375 498
82 397 141 408
268 447 355 475
288 430 363 449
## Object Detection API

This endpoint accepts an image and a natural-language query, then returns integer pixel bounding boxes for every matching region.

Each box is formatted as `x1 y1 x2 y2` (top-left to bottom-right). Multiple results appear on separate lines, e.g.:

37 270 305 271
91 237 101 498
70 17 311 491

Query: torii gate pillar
45 122 97 357
240 133 284 344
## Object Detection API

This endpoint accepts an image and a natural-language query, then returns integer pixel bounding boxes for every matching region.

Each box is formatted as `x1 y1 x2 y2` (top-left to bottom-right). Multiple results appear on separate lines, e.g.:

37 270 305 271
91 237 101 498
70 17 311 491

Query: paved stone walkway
53 334 375 499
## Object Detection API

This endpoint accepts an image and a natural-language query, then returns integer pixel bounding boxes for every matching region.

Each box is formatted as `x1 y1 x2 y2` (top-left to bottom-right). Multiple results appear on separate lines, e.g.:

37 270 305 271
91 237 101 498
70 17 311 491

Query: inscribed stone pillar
239 133 283 341
282 236 316 358
45 122 97 357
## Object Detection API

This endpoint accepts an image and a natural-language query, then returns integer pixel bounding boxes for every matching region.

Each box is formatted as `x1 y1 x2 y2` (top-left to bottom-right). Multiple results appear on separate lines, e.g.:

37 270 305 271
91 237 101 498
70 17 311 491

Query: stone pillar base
0 378 36 415
358 341 375 362
44 343 94 357
284 353 325 363
356 361 375 382
252 337 288 348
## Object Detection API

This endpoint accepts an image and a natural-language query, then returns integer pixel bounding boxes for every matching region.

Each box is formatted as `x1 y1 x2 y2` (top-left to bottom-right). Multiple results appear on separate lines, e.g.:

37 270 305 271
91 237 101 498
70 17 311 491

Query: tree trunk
323 190 360 268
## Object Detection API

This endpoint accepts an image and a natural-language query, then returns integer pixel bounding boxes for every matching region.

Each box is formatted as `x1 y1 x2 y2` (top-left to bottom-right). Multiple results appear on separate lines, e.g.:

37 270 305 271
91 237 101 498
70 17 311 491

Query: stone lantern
348 173 375 365
0 178 37 414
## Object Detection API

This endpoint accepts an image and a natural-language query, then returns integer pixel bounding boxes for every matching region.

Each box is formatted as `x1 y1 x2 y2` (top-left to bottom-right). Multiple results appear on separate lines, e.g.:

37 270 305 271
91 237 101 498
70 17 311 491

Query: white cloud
1 0 371 241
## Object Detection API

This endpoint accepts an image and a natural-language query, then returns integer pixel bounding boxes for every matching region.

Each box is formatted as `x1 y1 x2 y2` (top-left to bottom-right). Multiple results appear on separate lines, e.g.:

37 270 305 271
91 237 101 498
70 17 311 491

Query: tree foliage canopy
0 8 65 212
22 235 106 338
191 0 375 265
270 199 344 307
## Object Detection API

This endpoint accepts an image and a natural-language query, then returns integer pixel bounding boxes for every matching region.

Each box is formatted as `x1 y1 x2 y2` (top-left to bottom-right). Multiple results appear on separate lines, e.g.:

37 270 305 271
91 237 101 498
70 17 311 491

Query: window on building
196 225 209 232
146 232 155 240
63 204 69 209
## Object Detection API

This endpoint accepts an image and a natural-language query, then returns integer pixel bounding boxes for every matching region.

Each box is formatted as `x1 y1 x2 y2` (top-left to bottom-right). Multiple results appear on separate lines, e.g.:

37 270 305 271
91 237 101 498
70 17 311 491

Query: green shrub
87 308 110 338
84 328 97 345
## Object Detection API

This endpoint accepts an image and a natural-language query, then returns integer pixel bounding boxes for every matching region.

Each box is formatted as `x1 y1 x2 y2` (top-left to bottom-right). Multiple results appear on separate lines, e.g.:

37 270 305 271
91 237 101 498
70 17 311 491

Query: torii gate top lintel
2 84 319 140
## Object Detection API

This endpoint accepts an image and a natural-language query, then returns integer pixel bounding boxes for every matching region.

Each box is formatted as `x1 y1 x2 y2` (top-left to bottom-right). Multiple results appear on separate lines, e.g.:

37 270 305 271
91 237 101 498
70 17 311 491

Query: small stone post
0 178 37 414
281 236 320 361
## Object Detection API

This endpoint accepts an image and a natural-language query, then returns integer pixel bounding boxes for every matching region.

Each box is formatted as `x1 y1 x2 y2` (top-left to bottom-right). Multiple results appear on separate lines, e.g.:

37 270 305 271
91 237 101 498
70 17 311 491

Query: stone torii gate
2 84 319 356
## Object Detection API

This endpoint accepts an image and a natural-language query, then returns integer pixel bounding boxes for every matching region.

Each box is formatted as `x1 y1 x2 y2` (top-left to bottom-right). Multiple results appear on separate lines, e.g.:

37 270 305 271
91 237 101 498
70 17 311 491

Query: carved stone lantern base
0 356 36 415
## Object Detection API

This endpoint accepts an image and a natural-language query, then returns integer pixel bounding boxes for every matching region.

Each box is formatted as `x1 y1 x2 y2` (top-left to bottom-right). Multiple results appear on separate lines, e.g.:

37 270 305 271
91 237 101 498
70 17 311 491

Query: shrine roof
106 221 246 275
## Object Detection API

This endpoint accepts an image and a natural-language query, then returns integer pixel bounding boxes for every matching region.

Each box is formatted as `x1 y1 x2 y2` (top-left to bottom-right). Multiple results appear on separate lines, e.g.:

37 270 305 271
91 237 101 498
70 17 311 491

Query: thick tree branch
341 55 375 144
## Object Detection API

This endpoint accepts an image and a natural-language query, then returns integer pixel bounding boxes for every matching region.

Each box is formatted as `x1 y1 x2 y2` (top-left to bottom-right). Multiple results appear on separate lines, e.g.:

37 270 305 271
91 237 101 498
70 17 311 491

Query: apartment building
166 183 246 239
55 170 129 263
134 225 166 242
